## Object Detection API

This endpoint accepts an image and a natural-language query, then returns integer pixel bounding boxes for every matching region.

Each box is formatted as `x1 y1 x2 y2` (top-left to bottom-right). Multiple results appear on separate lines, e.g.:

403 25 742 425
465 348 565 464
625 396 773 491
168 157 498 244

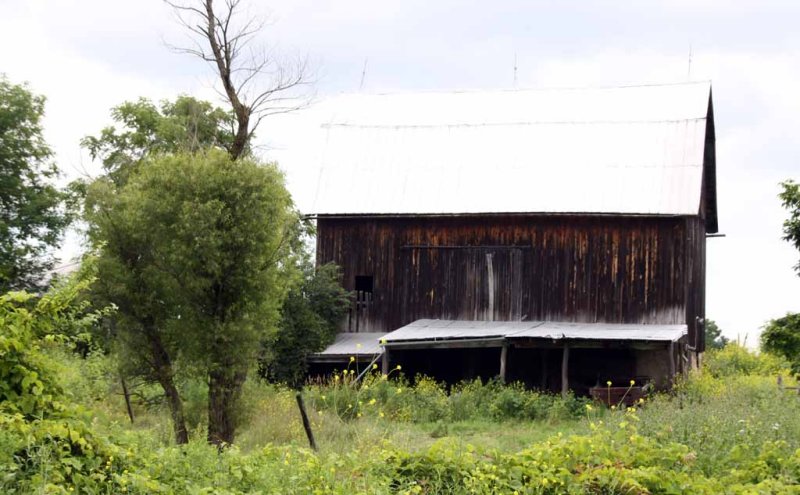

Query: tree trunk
144 323 189 444
158 371 189 445
207 367 247 447
228 112 250 161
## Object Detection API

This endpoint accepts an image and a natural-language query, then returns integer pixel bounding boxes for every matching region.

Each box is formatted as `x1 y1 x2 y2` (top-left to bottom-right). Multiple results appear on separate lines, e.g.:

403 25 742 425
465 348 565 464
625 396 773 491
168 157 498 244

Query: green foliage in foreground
4 291 800 495
307 372 591 424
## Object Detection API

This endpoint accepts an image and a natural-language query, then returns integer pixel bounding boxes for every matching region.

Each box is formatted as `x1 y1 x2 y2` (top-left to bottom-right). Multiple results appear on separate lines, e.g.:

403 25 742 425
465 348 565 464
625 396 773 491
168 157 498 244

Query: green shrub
404 376 451 422
449 379 493 420
309 373 594 425
704 343 789 378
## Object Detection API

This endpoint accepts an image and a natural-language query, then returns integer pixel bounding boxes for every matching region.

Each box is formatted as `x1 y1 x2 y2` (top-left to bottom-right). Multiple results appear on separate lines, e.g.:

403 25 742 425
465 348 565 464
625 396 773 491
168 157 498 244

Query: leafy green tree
81 96 234 185
84 174 192 443
260 262 350 388
81 96 235 443
761 313 800 374
89 149 298 446
0 265 108 420
0 76 73 292
780 180 800 274
704 319 729 350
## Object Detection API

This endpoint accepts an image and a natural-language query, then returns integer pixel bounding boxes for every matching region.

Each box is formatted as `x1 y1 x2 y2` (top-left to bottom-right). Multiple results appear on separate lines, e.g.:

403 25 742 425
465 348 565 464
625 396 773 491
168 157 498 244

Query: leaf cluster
0 75 73 292
780 180 800 275
81 96 235 186
260 262 350 387
761 312 800 374
704 319 729 350
87 149 299 375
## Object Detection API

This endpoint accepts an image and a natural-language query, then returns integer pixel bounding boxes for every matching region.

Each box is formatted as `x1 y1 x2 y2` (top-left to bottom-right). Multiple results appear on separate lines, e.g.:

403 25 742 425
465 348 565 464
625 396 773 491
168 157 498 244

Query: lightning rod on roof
687 44 693 80
359 57 368 91
513 52 518 87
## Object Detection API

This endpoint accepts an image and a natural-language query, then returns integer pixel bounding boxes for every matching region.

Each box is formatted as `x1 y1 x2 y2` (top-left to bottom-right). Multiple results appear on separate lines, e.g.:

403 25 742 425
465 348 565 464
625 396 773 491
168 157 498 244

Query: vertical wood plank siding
317 215 705 348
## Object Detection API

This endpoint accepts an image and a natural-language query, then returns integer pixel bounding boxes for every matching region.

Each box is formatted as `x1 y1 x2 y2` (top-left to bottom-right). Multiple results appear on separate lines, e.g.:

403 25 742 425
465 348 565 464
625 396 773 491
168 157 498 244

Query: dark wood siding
317 215 706 348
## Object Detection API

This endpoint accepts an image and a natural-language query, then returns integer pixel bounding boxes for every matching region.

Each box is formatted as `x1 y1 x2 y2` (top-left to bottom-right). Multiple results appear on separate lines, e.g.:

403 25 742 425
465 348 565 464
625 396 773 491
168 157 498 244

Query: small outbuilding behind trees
297 82 718 395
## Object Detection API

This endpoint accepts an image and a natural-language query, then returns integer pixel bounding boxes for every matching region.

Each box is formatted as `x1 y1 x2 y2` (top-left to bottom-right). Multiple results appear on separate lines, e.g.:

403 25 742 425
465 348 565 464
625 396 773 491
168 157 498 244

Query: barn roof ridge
322 117 708 129
332 80 713 98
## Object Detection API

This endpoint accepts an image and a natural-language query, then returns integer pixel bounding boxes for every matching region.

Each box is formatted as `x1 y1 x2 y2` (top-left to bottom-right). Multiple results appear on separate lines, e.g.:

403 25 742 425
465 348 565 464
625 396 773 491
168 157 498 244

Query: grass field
4 342 800 494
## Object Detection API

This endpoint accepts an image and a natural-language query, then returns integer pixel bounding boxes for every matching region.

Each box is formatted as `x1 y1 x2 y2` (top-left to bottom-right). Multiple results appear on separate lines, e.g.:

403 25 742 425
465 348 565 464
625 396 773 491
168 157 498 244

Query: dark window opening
349 275 374 332
355 275 373 293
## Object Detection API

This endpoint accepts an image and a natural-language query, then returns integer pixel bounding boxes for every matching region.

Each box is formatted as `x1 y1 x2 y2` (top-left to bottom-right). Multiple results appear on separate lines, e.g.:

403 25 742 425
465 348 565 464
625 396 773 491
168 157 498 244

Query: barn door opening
348 275 373 332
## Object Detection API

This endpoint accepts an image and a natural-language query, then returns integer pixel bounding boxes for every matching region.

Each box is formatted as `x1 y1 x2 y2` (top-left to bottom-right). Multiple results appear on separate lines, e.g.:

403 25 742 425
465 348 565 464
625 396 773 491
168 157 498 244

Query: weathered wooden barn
303 82 718 394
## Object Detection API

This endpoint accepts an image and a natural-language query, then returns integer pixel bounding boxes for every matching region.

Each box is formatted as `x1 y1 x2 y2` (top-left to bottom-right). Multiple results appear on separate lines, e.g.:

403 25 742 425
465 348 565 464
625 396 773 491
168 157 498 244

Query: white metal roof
382 319 535 341
381 319 687 343
292 82 713 217
510 321 687 342
311 332 384 358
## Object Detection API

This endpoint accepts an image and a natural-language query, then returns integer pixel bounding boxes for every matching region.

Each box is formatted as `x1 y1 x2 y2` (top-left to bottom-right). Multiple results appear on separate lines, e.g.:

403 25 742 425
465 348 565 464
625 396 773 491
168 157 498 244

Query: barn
302 82 718 395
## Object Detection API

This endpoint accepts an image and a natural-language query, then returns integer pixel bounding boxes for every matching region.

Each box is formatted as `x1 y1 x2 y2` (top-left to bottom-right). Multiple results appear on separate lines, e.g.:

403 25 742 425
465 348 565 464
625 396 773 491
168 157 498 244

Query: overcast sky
3 0 800 344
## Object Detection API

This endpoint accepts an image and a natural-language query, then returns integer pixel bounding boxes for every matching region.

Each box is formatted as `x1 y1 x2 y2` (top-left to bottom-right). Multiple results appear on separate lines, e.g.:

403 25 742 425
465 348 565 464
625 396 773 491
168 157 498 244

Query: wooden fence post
120 374 135 424
295 391 317 451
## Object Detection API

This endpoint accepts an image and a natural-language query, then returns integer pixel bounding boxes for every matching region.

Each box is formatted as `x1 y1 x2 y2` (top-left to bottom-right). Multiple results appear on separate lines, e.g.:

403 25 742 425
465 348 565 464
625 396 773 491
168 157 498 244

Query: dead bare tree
165 0 313 160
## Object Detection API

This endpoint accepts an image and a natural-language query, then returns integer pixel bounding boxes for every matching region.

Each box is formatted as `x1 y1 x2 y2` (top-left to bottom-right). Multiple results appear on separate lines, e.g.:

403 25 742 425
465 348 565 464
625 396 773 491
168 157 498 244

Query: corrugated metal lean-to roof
380 319 687 344
310 332 385 359
294 82 715 225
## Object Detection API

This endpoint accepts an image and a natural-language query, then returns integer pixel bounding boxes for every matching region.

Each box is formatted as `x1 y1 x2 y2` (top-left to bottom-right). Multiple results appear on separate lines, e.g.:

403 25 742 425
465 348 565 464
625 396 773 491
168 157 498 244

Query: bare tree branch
165 0 313 160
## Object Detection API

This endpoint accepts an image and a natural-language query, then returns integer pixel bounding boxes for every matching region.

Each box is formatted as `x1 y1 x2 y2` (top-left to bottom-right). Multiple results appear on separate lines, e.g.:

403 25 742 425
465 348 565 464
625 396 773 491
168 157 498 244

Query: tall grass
5 342 800 493
304 371 591 424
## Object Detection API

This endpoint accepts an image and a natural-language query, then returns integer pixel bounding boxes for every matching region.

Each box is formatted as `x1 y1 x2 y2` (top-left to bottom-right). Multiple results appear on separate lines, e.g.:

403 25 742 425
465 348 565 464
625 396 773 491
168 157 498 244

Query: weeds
4 335 800 494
